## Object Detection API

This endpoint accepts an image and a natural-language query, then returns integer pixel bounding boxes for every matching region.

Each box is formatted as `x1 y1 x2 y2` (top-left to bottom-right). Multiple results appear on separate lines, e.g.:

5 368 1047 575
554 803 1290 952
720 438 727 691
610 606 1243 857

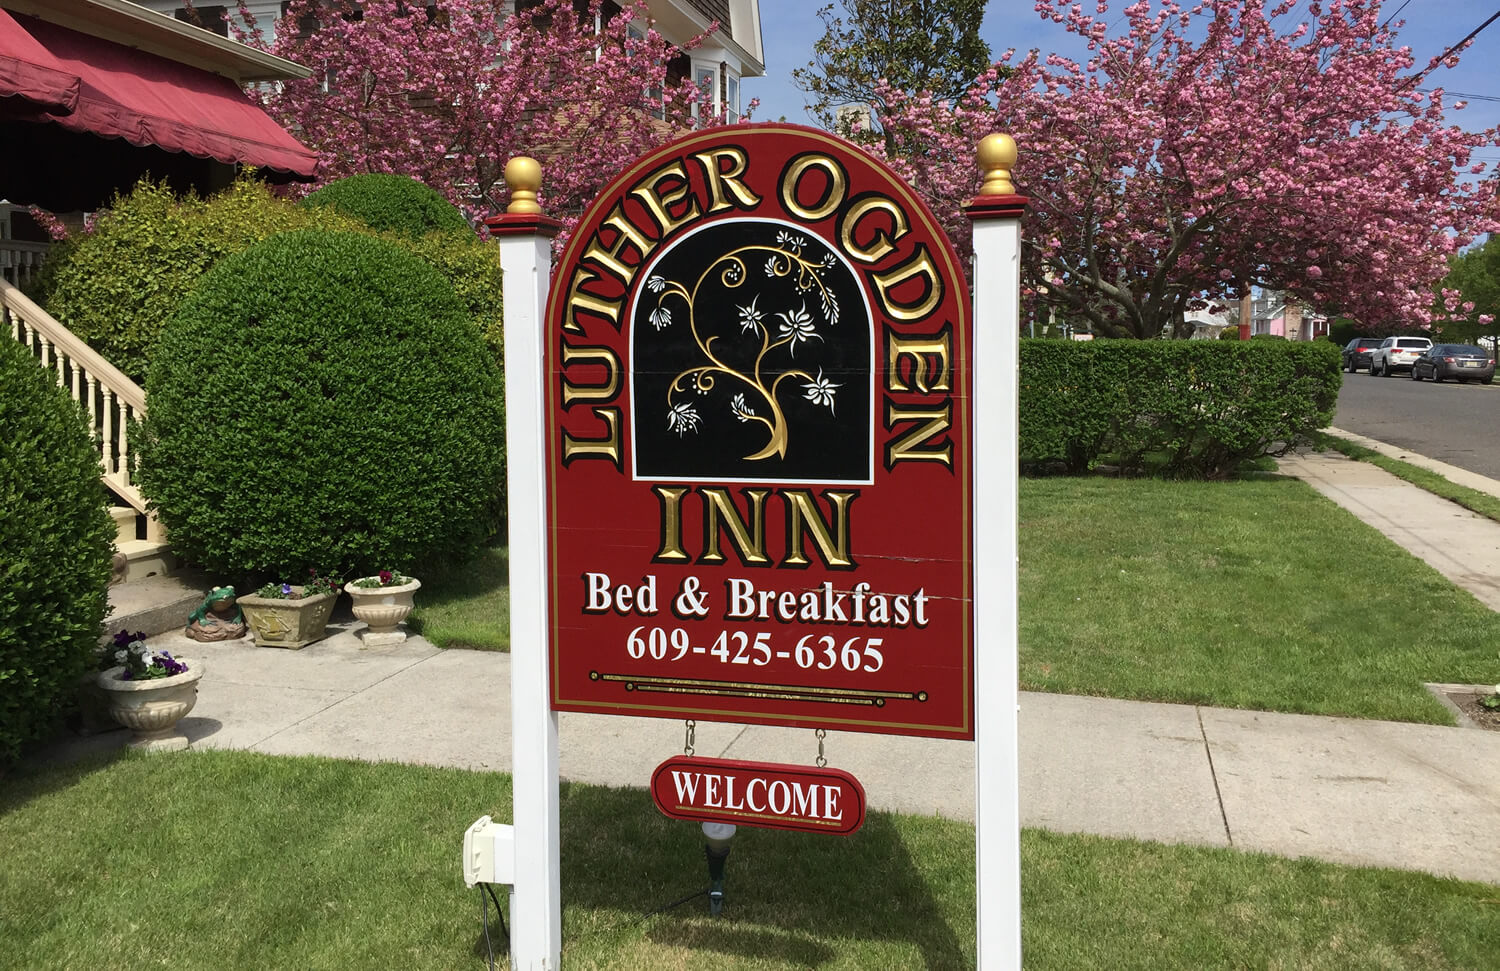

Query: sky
744 0 1500 165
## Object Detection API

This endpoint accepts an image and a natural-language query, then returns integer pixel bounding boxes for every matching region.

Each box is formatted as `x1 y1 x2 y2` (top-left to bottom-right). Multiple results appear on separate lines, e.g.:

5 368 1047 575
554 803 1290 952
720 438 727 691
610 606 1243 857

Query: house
138 0 765 122
1247 292 1329 341
1 0 317 580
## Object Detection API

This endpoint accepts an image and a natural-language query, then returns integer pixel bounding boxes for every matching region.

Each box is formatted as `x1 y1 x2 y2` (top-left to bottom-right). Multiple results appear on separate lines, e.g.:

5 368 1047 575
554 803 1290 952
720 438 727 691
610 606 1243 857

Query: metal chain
815 728 827 768
684 719 696 756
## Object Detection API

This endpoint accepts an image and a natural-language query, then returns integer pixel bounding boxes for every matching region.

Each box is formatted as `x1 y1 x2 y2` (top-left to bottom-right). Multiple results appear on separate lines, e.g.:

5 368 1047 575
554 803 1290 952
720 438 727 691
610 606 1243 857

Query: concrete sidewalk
49 618 1500 887
1280 446 1500 611
39 434 1500 890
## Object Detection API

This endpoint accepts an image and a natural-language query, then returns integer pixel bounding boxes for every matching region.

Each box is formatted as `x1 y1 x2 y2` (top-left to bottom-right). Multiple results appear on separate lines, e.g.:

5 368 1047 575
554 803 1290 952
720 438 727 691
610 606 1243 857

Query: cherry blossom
875 0 1500 337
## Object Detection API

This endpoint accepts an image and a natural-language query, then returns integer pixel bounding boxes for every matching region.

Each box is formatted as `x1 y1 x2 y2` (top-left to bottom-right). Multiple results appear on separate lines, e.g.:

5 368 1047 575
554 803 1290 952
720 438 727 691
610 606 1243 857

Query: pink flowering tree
1431 237 1500 352
235 0 717 227
876 0 1500 338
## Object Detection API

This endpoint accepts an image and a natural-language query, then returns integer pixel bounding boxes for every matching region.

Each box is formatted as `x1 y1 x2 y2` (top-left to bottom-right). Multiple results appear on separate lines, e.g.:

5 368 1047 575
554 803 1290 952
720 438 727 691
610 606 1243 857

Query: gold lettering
560 407 622 468
653 486 690 563
874 246 943 322
699 487 771 566
782 490 856 569
564 264 621 334
840 195 909 264
692 147 762 213
885 403 952 466
581 204 654 286
628 161 701 238
780 153 847 221
560 344 621 406
887 332 951 394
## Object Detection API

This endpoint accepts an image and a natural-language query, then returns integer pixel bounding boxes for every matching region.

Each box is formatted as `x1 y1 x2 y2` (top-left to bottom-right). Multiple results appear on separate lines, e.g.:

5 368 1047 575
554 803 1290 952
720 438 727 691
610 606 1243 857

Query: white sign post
490 157 563 971
966 133 1028 969
490 135 1026 969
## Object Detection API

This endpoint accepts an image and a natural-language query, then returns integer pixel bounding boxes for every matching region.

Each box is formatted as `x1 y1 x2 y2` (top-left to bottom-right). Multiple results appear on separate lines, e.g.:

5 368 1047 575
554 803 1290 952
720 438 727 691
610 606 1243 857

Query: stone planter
97 659 204 752
238 587 337 649
344 577 421 645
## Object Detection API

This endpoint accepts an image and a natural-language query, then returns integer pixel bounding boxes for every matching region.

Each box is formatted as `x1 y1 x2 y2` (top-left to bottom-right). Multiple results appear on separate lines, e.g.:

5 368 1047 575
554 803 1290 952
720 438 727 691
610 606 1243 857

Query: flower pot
97 659 204 752
238 587 337 649
345 577 421 645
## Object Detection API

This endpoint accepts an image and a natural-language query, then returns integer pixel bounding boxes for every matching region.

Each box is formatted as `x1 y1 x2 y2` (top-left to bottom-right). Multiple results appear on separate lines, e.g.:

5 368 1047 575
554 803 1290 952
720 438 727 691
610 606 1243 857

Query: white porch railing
1 239 48 288
1 279 155 527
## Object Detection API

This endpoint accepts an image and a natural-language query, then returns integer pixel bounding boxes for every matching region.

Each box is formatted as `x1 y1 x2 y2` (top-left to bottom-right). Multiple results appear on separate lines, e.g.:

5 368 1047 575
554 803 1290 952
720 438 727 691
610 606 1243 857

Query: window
628 22 665 120
176 4 229 37
725 72 739 123
693 62 717 119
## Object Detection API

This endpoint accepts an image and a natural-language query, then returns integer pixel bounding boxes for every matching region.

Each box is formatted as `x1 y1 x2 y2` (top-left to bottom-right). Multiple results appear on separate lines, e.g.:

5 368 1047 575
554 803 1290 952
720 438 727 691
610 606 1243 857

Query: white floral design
803 369 839 413
775 230 806 252
819 289 840 326
776 303 820 354
737 294 764 334
647 275 667 293
649 306 672 330
730 393 756 422
666 401 701 436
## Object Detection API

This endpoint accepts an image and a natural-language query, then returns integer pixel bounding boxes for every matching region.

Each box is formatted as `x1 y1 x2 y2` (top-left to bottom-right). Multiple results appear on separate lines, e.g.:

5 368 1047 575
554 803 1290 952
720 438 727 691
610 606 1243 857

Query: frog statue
184 585 248 642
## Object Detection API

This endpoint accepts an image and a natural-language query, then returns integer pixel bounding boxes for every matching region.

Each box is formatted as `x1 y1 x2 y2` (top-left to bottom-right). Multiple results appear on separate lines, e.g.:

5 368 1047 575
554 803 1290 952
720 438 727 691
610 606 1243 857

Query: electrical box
463 815 516 887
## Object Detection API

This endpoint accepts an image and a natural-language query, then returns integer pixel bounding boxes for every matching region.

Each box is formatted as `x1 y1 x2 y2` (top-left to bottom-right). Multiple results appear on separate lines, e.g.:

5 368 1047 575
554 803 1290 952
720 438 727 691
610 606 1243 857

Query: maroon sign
547 123 973 739
650 756 866 835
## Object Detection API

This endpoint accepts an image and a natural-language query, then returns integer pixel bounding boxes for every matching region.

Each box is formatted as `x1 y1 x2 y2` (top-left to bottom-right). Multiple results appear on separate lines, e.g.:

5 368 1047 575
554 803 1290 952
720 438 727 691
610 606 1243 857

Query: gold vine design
648 239 841 461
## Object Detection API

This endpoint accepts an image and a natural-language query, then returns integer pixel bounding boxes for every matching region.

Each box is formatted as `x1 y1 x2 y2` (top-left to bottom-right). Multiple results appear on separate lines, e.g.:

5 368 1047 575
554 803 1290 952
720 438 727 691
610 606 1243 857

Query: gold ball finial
977 133 1018 196
504 156 543 215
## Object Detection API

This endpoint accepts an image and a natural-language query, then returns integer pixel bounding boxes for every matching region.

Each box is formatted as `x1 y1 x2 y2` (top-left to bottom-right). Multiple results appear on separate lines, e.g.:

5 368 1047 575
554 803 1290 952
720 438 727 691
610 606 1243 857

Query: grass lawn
409 545 509 650
408 478 1498 723
1314 432 1500 525
1017 476 1499 723
3 751 1495 970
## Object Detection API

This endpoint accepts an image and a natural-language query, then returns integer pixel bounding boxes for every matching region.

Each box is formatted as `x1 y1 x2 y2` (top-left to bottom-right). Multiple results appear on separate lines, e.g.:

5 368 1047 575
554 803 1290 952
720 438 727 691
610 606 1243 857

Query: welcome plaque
546 123 973 739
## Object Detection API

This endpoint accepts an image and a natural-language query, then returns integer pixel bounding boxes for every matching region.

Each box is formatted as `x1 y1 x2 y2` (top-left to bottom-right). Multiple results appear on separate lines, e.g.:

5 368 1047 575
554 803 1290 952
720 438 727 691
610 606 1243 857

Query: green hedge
0 338 114 765
1019 339 1341 478
136 230 506 579
300 173 473 240
41 178 502 383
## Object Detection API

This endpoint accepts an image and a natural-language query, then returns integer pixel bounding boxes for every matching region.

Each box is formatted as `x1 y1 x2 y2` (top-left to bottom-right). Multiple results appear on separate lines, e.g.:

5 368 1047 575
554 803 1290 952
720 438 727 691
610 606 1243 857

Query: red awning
0 9 79 114
0 12 316 179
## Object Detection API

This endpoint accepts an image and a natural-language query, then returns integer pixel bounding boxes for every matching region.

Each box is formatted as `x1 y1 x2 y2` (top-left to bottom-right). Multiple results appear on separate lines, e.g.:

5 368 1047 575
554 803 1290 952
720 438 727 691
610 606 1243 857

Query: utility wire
1380 0 1415 31
1398 8 1500 91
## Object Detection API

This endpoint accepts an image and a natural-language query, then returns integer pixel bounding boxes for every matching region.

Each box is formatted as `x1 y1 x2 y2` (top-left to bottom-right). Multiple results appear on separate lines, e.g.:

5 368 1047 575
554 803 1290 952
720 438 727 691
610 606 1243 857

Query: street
1333 367 1500 479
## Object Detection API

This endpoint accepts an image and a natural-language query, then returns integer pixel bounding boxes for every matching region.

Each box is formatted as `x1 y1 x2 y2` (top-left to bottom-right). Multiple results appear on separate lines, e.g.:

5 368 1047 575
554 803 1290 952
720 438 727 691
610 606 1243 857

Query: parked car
1411 344 1495 384
1341 337 1383 373
1369 336 1433 376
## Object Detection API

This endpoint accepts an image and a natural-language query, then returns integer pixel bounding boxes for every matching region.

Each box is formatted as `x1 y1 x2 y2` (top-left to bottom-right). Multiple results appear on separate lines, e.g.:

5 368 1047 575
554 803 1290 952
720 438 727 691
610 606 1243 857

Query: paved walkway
43 434 1500 888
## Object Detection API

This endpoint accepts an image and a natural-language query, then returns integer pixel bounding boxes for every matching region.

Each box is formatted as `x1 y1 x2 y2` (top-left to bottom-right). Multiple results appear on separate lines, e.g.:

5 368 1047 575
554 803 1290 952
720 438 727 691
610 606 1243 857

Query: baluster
22 320 34 354
69 361 80 404
84 373 98 436
117 399 130 486
6 306 15 342
56 347 66 388
101 388 116 479
39 334 50 370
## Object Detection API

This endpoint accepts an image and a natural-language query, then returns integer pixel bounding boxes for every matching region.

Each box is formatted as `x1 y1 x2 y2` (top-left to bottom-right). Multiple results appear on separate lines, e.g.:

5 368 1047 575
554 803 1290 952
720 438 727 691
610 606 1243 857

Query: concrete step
103 569 208 644
108 505 135 547
114 539 176 584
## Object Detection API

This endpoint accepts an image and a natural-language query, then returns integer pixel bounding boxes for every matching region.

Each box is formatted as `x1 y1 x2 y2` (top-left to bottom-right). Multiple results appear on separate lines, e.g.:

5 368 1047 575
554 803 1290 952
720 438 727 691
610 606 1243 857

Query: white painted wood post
965 134 1028 970
489 157 563 971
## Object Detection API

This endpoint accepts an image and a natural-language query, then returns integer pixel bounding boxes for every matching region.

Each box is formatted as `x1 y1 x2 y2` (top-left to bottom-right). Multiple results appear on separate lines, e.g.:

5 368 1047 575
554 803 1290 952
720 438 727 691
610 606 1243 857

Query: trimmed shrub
1216 326 1242 340
1019 339 1341 478
136 230 506 578
41 178 503 382
41 179 367 382
0 338 114 765
401 230 505 366
300 173 473 240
